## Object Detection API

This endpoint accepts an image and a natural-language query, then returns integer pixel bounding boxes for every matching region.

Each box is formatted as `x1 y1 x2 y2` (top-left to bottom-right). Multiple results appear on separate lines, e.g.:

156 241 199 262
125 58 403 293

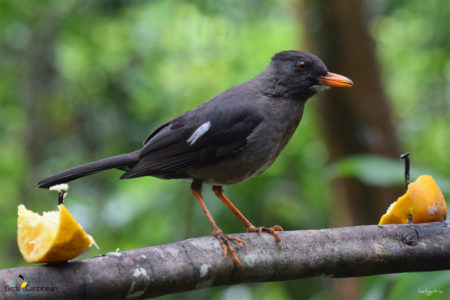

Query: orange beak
318 72 353 87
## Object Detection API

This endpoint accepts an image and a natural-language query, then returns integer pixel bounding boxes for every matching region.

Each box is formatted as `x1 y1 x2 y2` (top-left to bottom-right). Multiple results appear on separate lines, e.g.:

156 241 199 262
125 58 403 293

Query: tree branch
1 222 449 299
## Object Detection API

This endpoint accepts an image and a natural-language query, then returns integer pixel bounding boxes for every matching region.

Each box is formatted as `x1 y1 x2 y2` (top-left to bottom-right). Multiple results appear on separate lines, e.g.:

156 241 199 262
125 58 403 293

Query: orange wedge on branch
17 204 97 263
379 175 447 225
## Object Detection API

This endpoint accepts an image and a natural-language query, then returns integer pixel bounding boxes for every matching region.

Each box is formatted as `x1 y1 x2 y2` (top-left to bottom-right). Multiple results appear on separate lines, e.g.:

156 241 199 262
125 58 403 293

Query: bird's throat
311 84 331 93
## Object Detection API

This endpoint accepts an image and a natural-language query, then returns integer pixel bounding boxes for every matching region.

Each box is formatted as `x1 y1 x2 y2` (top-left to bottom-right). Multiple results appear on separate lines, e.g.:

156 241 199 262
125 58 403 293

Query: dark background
1 0 449 299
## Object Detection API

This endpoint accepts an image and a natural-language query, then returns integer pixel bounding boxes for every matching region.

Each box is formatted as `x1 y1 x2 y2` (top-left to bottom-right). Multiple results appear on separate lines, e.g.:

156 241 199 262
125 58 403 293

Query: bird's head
266 50 353 99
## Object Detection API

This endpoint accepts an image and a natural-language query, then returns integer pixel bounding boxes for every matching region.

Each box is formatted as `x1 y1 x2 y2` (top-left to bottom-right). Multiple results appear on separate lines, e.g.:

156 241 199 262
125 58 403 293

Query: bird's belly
187 140 280 185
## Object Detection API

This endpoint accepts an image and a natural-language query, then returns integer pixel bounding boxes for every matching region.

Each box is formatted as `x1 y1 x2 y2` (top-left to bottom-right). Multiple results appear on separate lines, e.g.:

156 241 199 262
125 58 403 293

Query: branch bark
1 222 449 299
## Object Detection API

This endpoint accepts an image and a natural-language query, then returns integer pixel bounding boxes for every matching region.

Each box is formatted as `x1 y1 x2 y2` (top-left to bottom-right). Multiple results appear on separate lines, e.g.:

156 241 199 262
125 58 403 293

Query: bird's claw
213 229 245 267
247 224 284 242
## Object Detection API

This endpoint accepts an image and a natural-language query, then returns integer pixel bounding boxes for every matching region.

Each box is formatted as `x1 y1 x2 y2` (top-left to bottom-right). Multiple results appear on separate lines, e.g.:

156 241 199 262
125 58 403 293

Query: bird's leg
191 180 245 267
212 185 283 242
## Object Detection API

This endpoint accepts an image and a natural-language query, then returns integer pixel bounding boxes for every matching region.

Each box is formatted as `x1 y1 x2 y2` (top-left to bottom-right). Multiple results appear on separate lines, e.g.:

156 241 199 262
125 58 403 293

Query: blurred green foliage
328 154 450 193
0 0 448 299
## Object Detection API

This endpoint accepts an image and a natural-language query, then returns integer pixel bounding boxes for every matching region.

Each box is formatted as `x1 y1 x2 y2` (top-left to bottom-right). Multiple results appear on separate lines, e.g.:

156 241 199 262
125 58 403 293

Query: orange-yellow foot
247 225 284 242
213 229 245 267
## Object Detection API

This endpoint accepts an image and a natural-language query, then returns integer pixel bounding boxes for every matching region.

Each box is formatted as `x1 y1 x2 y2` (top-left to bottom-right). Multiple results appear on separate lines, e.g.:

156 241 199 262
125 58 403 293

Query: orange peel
18 204 97 263
379 175 447 225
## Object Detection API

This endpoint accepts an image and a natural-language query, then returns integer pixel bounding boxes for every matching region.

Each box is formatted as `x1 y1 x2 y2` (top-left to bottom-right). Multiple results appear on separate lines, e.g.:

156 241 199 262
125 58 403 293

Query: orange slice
18 204 97 263
379 175 447 225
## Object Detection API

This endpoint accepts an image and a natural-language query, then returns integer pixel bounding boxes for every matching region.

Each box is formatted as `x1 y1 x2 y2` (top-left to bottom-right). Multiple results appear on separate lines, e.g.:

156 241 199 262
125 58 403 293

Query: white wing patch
187 121 211 145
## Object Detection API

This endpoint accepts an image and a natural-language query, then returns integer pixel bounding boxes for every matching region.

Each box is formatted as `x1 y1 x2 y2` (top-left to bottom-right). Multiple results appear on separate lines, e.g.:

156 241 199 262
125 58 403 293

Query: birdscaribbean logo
4 274 57 295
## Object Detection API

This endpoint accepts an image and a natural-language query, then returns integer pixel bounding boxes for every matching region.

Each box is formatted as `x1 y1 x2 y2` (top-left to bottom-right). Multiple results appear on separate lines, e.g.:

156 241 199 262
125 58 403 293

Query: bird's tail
37 151 140 188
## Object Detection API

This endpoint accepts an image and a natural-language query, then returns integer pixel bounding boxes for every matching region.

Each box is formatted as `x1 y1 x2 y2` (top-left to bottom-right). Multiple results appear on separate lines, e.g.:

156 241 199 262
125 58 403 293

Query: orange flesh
379 175 447 225
18 204 96 263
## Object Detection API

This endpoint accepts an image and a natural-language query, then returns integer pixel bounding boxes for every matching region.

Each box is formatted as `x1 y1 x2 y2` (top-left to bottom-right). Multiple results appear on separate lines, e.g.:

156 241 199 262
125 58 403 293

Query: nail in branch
400 153 410 191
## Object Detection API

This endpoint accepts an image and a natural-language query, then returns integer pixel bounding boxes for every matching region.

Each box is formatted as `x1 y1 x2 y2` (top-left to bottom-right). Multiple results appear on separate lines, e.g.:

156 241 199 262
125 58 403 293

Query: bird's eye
296 61 307 71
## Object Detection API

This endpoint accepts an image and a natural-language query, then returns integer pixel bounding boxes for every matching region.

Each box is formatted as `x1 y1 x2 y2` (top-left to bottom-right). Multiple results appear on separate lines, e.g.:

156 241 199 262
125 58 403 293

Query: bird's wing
121 105 263 179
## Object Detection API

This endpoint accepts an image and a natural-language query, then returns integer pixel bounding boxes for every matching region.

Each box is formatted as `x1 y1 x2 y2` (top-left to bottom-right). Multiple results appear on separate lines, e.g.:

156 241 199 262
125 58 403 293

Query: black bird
38 50 353 266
